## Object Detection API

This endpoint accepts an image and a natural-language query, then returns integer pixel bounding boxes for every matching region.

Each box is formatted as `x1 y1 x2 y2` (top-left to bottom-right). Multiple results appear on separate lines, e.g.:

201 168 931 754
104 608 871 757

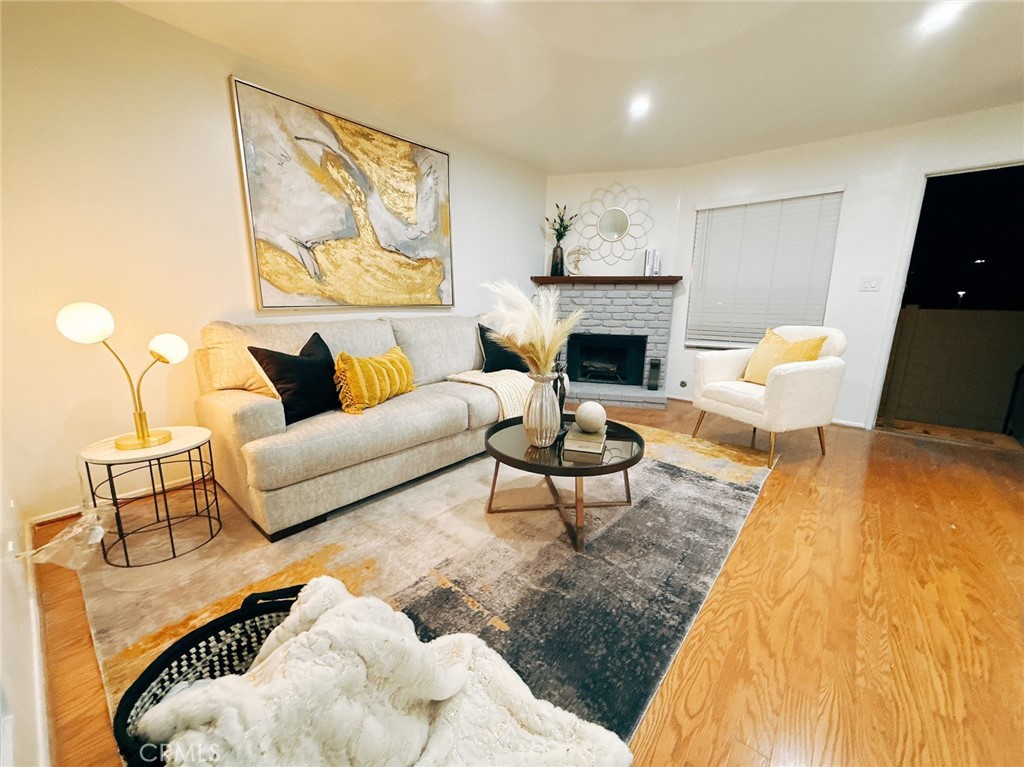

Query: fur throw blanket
136 577 631 766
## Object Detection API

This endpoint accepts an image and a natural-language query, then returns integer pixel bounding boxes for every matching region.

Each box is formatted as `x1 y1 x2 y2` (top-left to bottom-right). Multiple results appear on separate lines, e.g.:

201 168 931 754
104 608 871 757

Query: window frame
684 189 843 350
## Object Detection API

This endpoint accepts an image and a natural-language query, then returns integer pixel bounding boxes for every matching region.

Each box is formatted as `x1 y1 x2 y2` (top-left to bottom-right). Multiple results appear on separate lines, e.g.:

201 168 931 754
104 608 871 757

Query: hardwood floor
33 401 1024 766
33 520 122 766
879 418 1024 453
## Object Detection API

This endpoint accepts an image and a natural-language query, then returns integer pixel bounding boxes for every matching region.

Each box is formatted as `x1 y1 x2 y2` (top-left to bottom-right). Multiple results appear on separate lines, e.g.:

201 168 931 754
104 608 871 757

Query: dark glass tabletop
484 414 645 477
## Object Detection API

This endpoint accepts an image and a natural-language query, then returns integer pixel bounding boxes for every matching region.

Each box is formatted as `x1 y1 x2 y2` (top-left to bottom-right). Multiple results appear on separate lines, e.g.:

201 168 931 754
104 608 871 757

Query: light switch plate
859 275 882 292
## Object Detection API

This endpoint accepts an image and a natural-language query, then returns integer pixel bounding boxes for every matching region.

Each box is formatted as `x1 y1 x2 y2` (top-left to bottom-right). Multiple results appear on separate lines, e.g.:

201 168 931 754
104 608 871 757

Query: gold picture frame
231 78 453 309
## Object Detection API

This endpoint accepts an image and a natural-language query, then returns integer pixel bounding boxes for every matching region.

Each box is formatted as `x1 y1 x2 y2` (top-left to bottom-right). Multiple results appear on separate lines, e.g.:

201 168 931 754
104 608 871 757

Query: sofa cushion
248 333 339 425
335 347 416 415
419 381 500 429
242 389 469 491
478 325 529 373
389 316 483 386
701 380 766 413
201 319 398 393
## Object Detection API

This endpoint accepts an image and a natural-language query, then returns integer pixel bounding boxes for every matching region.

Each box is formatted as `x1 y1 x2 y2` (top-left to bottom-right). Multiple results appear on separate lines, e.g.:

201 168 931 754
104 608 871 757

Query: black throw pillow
248 333 339 425
478 324 529 374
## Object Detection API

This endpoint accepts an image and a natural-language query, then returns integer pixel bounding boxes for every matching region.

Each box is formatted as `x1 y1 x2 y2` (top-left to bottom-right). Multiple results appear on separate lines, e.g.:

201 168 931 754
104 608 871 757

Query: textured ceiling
128 1 1024 174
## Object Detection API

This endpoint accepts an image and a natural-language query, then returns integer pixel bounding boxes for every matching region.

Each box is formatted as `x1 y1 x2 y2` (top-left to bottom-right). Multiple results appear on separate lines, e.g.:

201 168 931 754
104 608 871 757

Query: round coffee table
484 415 645 551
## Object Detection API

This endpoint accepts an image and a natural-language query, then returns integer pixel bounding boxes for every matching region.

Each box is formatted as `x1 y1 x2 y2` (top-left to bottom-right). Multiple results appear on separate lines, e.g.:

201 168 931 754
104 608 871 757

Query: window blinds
685 192 842 347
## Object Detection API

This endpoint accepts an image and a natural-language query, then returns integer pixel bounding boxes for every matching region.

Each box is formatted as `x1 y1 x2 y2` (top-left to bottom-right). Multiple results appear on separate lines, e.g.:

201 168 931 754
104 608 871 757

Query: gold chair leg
768 432 776 467
692 410 706 438
817 426 827 456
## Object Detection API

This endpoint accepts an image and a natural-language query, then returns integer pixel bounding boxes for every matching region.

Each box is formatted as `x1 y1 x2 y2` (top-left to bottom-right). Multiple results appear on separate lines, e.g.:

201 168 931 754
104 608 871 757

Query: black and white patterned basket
112 584 304 767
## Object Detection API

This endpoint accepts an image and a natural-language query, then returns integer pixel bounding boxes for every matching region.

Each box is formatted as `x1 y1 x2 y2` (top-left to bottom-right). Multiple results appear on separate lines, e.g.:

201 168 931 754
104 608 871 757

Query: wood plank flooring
33 401 1024 766
33 519 122 766
879 419 1024 452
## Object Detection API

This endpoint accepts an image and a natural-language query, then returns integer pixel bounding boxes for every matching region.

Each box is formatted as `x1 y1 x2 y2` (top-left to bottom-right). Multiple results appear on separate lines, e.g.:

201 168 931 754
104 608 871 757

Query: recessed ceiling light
917 2 971 37
974 258 986 264
629 94 651 119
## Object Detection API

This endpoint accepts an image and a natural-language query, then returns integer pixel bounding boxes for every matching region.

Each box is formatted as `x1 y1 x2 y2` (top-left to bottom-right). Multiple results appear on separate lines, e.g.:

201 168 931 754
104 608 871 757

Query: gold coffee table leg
485 461 633 552
486 461 565 514
574 476 585 551
485 460 501 513
544 475 566 518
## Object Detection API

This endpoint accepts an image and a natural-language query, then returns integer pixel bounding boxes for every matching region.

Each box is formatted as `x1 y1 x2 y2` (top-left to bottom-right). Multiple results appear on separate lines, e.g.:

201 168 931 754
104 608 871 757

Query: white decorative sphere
575 401 607 433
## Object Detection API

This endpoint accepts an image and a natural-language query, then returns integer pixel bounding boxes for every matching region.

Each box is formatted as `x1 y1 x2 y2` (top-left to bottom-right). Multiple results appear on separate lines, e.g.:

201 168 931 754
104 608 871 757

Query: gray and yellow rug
77 424 770 739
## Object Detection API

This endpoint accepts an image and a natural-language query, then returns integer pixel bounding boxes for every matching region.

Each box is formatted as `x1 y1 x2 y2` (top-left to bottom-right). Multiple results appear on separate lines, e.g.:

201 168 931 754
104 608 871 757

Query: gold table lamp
56 302 189 450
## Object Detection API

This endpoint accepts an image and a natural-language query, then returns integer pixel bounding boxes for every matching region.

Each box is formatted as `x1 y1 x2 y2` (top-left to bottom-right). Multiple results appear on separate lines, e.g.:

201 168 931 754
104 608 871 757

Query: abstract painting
232 79 453 309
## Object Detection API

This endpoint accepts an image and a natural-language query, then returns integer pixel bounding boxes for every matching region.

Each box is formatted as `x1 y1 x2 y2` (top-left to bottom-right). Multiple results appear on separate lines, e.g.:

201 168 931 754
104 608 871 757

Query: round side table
81 426 222 567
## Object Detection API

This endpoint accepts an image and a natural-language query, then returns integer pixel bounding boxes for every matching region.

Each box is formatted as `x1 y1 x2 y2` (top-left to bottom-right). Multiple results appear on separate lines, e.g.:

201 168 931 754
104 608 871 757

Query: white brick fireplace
533 276 681 408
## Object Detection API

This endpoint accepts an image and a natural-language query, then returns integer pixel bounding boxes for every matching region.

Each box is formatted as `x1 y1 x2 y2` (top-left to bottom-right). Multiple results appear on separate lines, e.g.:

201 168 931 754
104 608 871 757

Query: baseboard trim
21 517 52 767
29 476 203 529
30 505 83 526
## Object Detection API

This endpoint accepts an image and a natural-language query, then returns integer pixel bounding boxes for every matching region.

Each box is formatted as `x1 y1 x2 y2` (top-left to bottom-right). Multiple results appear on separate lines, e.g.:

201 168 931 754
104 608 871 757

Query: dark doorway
902 165 1024 311
878 164 1024 444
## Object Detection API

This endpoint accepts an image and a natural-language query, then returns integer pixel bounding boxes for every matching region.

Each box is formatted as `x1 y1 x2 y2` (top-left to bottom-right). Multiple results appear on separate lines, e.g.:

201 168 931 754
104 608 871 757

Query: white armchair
691 326 847 466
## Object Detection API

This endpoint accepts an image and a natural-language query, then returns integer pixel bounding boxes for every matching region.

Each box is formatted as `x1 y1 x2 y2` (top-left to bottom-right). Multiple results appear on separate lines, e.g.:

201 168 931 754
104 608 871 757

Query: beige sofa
194 315 499 539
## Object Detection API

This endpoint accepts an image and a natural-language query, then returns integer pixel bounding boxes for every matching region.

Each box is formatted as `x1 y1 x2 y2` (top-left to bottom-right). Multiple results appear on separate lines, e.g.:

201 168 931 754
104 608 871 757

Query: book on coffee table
562 423 606 454
562 445 606 464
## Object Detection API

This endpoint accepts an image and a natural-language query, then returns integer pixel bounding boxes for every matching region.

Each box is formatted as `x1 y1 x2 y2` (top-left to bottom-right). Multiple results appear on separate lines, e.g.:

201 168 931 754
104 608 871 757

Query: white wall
547 103 1024 427
0 508 48 767
2 6 543 753
1 2 545 523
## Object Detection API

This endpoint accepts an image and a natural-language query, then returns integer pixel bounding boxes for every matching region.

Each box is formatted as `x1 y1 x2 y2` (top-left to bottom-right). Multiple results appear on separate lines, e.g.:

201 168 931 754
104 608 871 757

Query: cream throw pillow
741 329 827 385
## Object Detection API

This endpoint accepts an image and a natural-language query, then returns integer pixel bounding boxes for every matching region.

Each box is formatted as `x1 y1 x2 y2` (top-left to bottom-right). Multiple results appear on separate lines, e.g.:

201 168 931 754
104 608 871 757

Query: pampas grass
481 281 583 375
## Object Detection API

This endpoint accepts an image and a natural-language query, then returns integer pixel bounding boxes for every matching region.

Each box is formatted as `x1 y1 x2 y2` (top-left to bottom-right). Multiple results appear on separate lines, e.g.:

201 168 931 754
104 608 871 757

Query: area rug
75 424 771 740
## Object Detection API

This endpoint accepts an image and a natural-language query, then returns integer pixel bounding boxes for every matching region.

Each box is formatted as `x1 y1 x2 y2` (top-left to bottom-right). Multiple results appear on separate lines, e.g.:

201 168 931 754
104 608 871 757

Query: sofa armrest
195 390 286 513
694 348 754 407
197 389 286 444
763 357 846 432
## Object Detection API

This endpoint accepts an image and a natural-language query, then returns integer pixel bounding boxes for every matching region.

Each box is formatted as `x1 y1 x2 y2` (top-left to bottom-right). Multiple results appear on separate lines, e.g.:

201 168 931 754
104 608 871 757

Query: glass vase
524 372 561 448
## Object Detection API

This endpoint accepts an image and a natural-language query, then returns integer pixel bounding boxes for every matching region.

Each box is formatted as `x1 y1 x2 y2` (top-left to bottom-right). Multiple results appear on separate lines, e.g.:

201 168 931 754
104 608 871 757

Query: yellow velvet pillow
741 329 827 385
334 346 415 414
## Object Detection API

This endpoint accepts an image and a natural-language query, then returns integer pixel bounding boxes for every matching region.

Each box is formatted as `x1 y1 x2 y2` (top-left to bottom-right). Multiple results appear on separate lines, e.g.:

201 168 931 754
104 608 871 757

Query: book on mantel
563 423 606 454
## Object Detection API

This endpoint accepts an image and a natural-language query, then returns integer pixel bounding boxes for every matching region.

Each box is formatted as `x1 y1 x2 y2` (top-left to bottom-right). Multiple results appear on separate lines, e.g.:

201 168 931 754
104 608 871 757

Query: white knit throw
446 369 534 420
136 577 632 767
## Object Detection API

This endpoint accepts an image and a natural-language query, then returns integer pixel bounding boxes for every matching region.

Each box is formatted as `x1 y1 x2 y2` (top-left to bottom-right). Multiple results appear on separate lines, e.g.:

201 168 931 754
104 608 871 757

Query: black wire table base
84 440 222 568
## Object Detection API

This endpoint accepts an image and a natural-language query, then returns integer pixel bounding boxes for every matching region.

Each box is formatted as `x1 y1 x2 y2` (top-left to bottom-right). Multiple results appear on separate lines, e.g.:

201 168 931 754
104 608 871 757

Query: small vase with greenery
545 203 577 277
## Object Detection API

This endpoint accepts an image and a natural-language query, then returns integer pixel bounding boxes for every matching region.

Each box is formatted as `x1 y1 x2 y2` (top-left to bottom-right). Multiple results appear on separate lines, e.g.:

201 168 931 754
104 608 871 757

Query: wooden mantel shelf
531 275 682 285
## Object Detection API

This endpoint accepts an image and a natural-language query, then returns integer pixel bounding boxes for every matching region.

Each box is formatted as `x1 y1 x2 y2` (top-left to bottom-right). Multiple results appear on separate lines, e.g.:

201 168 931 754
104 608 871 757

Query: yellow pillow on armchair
334 346 415 414
741 329 827 385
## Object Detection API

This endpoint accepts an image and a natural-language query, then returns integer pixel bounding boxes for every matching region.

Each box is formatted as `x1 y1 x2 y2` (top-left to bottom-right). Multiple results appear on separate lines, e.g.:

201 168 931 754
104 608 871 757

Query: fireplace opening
567 333 646 386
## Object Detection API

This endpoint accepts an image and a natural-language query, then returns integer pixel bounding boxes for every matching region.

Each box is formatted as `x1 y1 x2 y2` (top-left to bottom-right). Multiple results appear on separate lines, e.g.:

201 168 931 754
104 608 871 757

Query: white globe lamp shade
56 302 115 345
148 333 189 365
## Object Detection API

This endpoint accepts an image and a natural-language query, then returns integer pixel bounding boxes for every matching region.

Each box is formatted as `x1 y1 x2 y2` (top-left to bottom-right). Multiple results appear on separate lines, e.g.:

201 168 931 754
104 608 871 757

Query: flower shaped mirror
575 184 653 266
598 207 631 241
